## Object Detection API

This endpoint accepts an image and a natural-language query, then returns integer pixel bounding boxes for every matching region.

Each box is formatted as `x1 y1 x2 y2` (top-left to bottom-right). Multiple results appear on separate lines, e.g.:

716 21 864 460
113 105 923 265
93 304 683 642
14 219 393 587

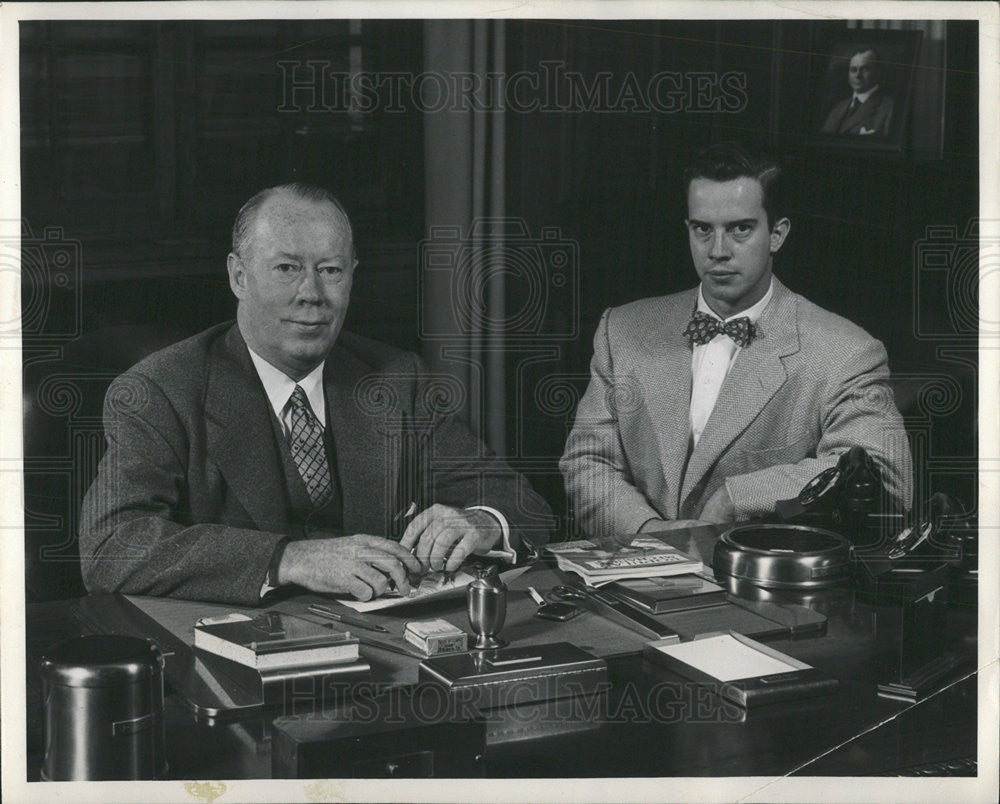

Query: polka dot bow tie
683 310 756 348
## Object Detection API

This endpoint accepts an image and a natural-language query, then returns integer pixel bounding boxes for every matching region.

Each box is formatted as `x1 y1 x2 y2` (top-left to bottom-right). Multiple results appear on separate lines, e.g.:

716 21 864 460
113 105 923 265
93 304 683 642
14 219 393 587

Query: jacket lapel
323 345 392 535
205 325 289 534
840 92 878 133
642 289 697 516
680 278 801 506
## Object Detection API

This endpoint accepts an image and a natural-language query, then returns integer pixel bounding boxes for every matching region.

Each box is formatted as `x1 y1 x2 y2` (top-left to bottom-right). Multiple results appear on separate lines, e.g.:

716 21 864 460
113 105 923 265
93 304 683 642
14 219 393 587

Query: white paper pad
340 565 531 613
652 633 799 682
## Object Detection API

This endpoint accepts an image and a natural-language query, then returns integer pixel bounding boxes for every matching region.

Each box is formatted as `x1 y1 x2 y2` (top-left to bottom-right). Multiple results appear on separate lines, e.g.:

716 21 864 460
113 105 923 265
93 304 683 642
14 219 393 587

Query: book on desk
193 611 370 707
194 611 360 669
602 575 727 614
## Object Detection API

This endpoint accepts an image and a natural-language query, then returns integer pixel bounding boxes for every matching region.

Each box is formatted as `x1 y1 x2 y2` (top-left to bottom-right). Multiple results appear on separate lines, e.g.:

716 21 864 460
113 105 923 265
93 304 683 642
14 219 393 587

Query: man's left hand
400 504 501 572
699 485 737 524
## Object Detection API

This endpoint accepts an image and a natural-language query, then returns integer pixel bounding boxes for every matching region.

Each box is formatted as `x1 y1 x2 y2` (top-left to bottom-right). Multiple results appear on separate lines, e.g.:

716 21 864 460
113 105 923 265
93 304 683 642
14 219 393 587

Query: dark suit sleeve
876 95 894 137
724 337 913 516
820 99 847 134
559 309 665 537
405 353 554 552
79 372 285 605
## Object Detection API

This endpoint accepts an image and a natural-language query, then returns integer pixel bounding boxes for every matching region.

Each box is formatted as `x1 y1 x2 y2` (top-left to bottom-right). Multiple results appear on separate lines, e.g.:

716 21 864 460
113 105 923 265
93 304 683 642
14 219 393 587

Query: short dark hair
231 182 355 258
682 141 786 228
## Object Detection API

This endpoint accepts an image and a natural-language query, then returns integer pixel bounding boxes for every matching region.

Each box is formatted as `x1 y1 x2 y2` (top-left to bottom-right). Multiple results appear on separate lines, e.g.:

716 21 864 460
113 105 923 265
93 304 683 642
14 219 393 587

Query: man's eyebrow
686 217 759 227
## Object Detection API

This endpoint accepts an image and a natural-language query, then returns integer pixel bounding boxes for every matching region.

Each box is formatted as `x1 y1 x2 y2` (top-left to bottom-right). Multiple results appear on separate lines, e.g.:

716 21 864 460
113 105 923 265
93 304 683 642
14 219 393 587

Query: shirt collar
853 84 880 104
697 276 774 324
246 347 326 427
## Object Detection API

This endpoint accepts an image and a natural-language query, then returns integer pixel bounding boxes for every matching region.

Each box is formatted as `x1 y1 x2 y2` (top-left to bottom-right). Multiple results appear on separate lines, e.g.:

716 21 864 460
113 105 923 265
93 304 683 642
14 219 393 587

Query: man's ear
227 252 247 299
770 218 791 254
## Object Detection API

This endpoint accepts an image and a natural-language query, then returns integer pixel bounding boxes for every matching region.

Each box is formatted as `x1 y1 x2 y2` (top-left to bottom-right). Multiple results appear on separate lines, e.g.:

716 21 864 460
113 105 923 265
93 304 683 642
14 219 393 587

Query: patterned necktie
287 385 333 506
683 310 756 348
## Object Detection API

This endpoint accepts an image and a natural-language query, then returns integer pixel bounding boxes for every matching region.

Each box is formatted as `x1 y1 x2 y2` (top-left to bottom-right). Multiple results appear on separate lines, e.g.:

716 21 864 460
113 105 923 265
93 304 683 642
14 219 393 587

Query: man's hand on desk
400 504 501 573
277 535 422 601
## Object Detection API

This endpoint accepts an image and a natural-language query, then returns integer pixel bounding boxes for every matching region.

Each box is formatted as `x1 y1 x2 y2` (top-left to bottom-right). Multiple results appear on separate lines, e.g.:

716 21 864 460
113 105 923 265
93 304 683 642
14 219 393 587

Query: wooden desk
24 527 978 780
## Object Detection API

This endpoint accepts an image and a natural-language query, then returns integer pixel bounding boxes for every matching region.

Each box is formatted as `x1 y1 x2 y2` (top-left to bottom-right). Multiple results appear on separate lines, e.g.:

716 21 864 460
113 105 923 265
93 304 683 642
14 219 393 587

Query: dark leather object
773 446 889 544
272 686 486 778
23 325 188 602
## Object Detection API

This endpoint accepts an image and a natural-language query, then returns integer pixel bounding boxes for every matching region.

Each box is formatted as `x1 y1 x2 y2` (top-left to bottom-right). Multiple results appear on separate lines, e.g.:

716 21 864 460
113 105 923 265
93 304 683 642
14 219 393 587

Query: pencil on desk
307 604 388 634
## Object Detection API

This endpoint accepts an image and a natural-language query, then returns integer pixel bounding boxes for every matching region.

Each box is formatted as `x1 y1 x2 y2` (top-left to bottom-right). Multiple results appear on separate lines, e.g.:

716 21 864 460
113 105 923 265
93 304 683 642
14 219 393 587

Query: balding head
232 183 355 261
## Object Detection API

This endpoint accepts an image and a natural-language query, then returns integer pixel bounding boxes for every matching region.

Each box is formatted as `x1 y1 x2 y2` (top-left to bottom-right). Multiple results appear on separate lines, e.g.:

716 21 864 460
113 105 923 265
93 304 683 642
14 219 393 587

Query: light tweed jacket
560 277 913 538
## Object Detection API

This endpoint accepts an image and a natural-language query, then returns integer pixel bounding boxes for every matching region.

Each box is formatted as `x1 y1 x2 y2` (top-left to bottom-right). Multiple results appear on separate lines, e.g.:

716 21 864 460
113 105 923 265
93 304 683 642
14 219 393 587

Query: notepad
649 633 800 681
643 632 837 708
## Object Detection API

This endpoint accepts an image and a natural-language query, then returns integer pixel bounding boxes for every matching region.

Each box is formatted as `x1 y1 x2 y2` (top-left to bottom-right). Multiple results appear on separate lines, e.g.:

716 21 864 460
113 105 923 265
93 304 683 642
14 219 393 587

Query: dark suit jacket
80 323 553 604
560 278 913 538
820 88 895 137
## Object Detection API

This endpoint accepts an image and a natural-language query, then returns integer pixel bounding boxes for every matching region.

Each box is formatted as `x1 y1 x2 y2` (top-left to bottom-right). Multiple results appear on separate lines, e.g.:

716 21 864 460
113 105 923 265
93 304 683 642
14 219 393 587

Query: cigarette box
404 619 468 656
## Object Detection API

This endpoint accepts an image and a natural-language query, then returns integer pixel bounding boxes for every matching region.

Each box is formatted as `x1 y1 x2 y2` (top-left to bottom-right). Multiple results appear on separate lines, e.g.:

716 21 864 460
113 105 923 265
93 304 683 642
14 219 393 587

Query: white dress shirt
689 279 774 447
247 348 326 434
852 84 880 107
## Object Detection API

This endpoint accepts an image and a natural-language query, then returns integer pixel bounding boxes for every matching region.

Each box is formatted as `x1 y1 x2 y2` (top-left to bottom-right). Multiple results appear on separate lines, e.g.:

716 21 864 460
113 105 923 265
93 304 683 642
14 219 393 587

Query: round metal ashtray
713 524 850 589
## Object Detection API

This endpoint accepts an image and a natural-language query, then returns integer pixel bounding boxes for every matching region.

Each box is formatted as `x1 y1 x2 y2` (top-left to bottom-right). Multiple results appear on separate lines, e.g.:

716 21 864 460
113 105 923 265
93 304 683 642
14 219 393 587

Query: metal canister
39 634 166 781
467 564 508 650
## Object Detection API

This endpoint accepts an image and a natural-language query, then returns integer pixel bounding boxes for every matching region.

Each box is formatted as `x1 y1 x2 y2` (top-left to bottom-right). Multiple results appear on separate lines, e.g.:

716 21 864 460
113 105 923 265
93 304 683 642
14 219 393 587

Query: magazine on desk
545 537 703 586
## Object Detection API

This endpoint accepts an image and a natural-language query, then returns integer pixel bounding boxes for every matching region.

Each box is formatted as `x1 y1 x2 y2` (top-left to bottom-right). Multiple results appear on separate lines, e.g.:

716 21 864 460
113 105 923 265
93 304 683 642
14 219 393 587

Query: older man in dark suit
80 183 552 605
560 143 912 538
820 48 895 138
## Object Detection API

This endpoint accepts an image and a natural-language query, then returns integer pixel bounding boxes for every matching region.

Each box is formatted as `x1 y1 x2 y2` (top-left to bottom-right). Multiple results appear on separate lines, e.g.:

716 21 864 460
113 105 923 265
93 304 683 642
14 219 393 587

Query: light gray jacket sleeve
559 310 664 537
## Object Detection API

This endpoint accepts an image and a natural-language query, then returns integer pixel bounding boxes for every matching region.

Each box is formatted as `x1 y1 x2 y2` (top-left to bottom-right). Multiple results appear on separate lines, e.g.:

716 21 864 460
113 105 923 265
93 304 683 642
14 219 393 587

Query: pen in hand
392 501 419 537
395 503 470 581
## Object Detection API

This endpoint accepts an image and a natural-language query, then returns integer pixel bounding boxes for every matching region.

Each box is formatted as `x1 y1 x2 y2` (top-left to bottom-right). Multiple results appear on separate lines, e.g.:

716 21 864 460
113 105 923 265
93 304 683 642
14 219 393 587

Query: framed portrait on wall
807 28 924 154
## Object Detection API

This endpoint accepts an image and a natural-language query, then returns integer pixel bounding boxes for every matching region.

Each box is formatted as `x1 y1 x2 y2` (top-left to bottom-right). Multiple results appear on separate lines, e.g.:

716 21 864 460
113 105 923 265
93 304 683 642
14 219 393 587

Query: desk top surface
25 525 979 780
